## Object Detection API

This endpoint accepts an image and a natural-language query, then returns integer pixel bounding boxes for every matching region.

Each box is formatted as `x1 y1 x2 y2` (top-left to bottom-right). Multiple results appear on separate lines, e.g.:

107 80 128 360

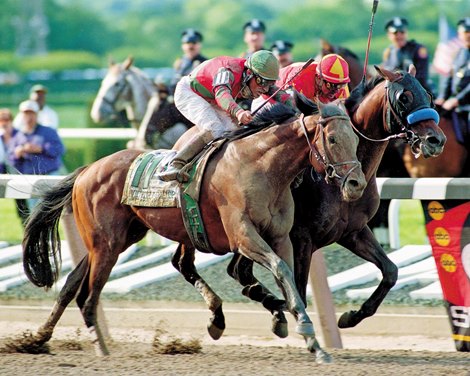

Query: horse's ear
374 65 401 81
320 38 333 53
123 56 134 70
408 64 416 77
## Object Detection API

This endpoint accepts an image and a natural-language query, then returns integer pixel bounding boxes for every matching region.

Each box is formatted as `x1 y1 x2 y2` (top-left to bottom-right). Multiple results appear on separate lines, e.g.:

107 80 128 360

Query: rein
349 79 418 145
299 113 361 185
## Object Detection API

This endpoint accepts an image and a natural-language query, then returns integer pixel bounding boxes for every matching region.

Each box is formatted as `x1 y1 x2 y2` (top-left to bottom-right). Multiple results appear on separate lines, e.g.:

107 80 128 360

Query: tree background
0 0 469 73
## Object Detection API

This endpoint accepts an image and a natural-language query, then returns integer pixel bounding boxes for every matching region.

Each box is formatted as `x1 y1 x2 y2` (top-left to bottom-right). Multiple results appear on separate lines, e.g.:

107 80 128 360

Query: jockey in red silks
158 50 294 182
252 53 351 112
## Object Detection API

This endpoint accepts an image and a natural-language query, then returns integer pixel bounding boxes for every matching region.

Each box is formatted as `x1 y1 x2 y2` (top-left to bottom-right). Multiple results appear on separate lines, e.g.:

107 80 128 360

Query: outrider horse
22 101 366 363
172 66 446 343
90 57 192 149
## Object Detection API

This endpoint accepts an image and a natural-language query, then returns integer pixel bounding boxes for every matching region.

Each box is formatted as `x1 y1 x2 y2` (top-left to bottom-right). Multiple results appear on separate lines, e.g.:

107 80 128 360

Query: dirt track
0 301 469 375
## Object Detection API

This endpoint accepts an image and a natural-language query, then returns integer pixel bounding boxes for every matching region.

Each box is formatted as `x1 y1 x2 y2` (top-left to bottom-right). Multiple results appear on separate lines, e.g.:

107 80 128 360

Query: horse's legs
32 255 89 345
236 232 331 363
227 254 288 338
337 226 398 328
75 246 120 356
171 244 225 340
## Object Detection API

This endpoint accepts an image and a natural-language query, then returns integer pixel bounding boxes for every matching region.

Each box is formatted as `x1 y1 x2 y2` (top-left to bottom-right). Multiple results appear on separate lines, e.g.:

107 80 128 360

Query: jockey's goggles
255 75 276 88
323 80 347 91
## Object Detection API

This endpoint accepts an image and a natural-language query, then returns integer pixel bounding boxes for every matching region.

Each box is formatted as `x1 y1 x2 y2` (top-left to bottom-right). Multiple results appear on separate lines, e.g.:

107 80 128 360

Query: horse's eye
328 135 336 144
398 91 413 106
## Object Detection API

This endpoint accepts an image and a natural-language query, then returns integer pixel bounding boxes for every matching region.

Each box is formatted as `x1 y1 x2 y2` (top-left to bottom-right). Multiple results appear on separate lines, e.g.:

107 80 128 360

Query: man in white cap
7 100 65 209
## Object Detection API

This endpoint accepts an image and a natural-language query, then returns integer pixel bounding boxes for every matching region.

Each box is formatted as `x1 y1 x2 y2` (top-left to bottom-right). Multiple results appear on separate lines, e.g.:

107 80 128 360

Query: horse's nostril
426 135 445 147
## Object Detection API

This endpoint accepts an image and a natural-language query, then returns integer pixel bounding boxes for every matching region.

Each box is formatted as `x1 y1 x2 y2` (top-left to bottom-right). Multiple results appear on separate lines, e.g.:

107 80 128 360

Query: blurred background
0 0 469 170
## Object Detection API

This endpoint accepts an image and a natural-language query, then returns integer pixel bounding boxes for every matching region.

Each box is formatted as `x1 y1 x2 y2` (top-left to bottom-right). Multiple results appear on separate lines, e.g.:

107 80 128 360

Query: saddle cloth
121 150 180 207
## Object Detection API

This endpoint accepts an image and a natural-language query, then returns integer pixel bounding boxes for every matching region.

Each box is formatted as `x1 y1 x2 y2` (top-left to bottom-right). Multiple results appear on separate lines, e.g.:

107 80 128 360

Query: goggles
255 75 276 88
323 80 347 91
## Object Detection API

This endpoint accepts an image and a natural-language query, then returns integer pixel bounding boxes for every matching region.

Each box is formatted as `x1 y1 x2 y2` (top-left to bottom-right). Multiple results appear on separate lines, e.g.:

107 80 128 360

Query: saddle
121 139 227 252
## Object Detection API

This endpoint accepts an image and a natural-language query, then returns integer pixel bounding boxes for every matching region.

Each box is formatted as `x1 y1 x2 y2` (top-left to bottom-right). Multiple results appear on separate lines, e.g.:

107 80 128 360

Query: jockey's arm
267 85 296 110
212 68 245 119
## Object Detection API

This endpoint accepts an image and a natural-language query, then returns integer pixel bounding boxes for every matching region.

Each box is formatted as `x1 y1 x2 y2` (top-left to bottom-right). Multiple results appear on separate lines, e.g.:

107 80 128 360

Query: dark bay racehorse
21 102 366 363
90 57 192 149
172 66 446 341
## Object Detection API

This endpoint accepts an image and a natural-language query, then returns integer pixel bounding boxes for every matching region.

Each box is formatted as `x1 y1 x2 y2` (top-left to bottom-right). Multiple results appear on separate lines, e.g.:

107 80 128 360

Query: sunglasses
323 80 347 91
255 75 276 88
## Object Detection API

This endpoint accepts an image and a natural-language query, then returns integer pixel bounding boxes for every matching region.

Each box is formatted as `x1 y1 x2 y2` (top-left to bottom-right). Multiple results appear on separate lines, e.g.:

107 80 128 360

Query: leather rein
299 113 361 185
348 79 420 149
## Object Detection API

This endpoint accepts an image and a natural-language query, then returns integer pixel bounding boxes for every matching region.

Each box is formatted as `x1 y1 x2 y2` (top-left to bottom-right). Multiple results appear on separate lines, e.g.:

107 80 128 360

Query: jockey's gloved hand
236 110 253 125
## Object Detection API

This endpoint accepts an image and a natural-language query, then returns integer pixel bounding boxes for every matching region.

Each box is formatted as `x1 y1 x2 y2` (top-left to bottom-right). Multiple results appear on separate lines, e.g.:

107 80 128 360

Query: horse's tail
23 167 86 288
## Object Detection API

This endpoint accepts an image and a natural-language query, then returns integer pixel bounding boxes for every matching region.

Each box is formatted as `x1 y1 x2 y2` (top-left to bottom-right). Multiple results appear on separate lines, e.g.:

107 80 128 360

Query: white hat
19 100 39 113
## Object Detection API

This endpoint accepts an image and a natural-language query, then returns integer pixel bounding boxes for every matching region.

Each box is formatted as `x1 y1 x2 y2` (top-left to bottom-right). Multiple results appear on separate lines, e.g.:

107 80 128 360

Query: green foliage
17 51 103 73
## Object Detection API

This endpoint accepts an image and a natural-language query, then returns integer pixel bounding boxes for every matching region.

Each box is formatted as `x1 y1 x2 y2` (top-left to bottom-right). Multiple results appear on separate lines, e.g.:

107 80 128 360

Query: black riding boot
158 130 213 182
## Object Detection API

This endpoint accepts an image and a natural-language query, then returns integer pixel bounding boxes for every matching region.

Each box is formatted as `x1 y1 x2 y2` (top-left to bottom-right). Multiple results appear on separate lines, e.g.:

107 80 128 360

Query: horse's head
90 57 156 127
375 65 446 158
308 101 366 201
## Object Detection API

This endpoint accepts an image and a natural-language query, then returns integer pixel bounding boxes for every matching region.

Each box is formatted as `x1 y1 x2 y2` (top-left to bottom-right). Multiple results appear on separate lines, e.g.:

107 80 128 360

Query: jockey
158 50 294 182
252 53 350 112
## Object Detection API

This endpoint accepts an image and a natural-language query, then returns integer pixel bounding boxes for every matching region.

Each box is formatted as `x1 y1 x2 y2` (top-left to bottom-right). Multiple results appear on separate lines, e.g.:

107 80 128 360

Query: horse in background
90 57 192 150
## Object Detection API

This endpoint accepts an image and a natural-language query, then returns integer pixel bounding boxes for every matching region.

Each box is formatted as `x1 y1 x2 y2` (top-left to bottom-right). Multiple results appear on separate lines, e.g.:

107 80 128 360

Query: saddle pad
121 150 180 207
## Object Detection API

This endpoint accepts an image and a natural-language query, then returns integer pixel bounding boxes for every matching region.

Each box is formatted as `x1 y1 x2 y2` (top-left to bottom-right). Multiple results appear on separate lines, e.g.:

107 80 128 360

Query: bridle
348 76 423 153
299 113 361 186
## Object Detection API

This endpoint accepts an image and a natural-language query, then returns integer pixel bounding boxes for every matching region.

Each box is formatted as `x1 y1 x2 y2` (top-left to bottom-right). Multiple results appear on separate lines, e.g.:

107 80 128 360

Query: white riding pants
174 76 238 138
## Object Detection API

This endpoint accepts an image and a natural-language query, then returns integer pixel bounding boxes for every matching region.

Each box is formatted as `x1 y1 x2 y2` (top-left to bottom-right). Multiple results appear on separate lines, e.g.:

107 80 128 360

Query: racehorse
90 57 192 149
171 66 446 341
318 39 414 241
21 101 366 363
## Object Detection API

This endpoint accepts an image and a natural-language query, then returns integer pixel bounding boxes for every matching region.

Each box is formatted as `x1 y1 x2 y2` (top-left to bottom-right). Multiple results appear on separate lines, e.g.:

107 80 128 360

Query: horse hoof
272 310 288 338
315 349 333 364
272 321 288 338
338 310 358 328
295 322 314 337
207 323 224 340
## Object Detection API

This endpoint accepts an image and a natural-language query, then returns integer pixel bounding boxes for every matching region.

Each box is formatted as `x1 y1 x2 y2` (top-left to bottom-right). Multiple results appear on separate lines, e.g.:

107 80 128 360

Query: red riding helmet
317 54 350 84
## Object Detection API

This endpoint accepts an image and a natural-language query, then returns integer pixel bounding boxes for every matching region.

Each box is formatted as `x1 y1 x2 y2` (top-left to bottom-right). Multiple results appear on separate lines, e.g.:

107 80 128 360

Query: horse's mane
345 75 384 114
223 103 297 140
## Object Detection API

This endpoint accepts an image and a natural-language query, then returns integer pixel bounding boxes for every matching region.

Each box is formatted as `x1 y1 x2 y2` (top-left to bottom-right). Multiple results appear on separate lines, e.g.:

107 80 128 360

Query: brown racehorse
172 66 446 341
21 101 366 363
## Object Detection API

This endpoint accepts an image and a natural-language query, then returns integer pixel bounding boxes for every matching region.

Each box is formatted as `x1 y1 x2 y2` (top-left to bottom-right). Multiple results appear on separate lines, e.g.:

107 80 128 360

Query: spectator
7 100 65 210
382 17 431 91
170 28 208 93
271 40 294 68
435 17 470 129
0 108 15 174
0 108 30 225
240 19 266 58
14 84 59 130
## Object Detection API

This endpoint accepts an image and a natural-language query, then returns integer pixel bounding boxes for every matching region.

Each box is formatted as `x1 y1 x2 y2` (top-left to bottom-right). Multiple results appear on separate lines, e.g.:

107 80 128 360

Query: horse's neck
351 93 389 181
127 71 157 123
249 121 310 181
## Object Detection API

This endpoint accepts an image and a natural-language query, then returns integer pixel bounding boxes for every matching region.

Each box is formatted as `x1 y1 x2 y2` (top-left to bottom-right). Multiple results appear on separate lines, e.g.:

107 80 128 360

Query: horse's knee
383 262 398 288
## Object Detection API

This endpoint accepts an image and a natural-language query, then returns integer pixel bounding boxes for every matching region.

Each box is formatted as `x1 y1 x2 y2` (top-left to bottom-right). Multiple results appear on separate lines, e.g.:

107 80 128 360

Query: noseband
299 113 361 186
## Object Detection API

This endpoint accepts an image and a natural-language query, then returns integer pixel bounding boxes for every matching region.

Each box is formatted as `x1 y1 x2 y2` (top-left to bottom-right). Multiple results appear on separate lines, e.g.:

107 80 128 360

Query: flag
432 15 464 76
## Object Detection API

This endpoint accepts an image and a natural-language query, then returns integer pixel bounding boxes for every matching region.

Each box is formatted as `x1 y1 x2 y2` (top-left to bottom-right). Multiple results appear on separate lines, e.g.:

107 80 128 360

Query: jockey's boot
158 130 213 182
